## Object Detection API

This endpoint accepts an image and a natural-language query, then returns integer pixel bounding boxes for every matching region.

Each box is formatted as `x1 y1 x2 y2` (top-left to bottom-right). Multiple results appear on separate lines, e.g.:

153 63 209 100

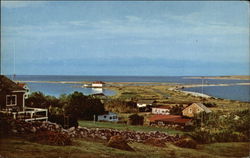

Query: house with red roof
148 114 193 127
92 81 105 88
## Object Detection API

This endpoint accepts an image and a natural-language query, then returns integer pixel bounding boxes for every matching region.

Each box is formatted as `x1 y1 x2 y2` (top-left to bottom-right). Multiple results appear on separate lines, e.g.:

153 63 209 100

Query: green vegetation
0 137 249 158
104 99 138 113
26 91 105 121
78 120 183 134
191 109 250 143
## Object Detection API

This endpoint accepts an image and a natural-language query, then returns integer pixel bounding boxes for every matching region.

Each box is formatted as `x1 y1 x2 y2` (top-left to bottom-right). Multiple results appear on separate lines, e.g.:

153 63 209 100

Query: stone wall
2 118 181 143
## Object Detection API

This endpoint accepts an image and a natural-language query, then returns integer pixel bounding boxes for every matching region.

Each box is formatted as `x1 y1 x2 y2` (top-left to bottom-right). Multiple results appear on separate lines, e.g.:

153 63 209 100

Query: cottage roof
99 111 117 116
148 114 192 124
192 103 212 113
93 81 105 84
17 83 27 88
137 100 156 104
148 115 180 122
0 75 26 93
153 106 171 109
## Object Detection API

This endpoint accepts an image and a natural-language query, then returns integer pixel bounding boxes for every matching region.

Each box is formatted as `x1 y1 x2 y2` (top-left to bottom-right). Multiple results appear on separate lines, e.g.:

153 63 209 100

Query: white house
137 100 156 108
92 81 105 88
97 112 118 122
152 106 171 115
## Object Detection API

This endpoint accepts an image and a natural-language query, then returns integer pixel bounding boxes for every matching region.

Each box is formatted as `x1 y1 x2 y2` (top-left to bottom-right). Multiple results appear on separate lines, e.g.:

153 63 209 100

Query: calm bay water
184 86 250 102
12 75 250 102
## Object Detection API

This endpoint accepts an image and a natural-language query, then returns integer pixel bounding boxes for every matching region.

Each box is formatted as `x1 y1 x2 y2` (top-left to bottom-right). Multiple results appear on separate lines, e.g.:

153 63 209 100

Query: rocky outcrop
107 135 134 151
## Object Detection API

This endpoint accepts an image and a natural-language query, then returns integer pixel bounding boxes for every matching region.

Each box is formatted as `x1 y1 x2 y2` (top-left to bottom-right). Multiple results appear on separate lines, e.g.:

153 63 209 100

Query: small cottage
182 103 212 118
0 75 26 111
92 81 105 88
137 100 156 108
0 75 48 122
152 106 171 115
98 112 118 122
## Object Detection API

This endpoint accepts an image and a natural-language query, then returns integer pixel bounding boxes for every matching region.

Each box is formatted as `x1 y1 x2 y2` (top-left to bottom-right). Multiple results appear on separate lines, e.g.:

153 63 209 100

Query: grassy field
78 120 184 135
0 137 249 158
107 83 250 113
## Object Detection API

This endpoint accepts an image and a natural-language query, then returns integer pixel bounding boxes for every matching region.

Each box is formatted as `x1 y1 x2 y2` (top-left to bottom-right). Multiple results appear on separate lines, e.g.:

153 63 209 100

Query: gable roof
0 75 26 93
137 100 156 104
191 103 212 113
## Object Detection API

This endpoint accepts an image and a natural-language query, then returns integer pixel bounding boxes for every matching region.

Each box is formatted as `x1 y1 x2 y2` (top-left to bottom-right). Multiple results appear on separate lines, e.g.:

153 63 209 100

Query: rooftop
0 75 26 93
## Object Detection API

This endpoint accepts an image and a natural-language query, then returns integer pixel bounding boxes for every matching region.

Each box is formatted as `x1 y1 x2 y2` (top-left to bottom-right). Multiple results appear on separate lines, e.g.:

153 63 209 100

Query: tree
25 92 48 108
64 91 105 120
170 104 184 115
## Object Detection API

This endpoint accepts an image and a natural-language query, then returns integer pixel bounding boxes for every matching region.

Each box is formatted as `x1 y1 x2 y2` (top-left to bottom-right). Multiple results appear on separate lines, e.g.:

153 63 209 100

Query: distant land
185 75 250 80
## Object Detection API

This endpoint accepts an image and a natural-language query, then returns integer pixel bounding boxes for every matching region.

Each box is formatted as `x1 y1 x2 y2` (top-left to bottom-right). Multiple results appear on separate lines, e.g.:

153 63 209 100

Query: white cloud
1 1 45 9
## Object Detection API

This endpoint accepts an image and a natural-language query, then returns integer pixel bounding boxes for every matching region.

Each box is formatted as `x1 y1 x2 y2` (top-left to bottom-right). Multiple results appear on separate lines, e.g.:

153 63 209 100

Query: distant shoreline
184 75 250 80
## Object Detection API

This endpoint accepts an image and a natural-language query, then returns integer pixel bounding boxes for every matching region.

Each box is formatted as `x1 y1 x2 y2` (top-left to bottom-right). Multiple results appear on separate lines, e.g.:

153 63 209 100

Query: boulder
107 135 134 151
174 137 197 149
144 138 166 147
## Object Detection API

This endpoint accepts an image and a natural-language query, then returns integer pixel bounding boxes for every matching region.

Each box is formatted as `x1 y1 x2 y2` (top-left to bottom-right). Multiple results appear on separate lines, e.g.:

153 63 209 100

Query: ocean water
11 75 250 102
184 85 250 102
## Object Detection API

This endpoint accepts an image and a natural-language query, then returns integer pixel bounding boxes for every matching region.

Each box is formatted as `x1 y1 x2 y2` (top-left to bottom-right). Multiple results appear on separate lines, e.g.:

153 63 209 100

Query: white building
137 100 156 108
97 112 118 122
92 81 105 88
152 106 171 115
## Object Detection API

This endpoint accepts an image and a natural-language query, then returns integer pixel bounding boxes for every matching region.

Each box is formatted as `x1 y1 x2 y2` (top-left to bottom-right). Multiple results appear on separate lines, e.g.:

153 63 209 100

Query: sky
1 1 249 76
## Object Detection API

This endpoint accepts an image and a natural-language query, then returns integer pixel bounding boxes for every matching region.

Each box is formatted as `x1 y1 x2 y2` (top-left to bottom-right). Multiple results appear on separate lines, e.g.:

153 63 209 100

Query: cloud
1 1 45 9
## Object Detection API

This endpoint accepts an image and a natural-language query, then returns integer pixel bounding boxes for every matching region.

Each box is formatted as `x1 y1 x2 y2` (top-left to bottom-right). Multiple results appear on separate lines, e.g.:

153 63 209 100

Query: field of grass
78 120 183 135
0 137 249 158
108 83 250 113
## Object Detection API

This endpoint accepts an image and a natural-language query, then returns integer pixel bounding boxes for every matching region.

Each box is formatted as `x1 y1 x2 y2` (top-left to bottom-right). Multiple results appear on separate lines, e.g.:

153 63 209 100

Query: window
104 116 106 118
6 95 17 106
189 108 192 113
109 117 112 120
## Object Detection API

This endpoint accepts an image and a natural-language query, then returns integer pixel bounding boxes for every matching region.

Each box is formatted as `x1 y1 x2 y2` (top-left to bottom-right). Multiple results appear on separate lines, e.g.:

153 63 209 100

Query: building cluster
0 75 212 130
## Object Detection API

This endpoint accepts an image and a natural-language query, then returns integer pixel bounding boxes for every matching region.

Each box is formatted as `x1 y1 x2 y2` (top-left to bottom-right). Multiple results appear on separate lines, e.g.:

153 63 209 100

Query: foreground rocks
107 135 134 151
1 118 181 146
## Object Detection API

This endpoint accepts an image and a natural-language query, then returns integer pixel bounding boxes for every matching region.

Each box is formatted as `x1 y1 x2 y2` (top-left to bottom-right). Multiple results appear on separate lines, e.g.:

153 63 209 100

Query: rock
107 136 134 151
30 127 37 133
12 129 18 133
68 127 75 132
144 138 166 147
174 137 197 149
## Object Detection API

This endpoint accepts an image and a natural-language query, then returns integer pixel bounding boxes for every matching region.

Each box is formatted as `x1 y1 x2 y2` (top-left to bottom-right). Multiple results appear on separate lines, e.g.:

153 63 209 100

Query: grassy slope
78 120 183 135
0 137 249 158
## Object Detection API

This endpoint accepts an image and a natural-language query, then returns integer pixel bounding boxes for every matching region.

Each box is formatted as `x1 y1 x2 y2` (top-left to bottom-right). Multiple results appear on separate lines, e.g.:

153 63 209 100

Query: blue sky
1 1 249 76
